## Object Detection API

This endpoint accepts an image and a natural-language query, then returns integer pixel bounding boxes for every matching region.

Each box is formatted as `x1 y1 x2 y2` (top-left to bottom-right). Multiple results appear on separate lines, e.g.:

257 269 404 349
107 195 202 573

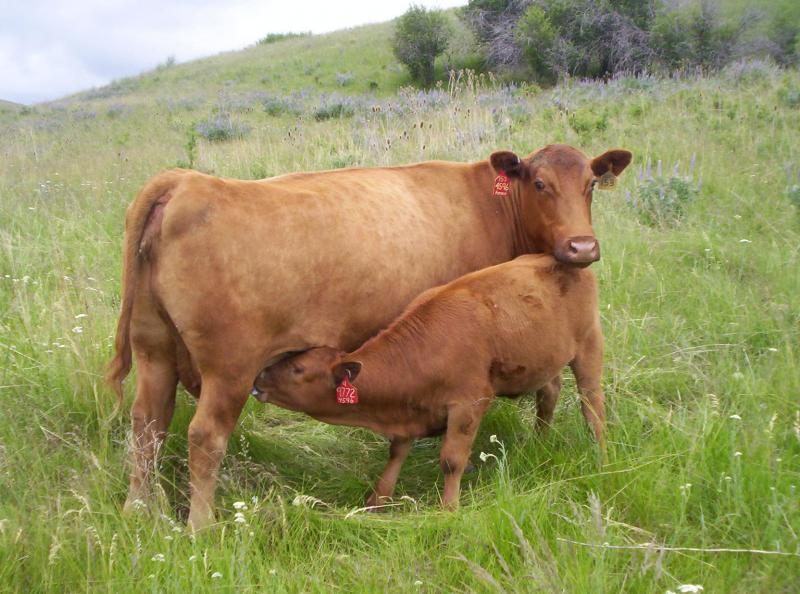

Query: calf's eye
534 180 545 191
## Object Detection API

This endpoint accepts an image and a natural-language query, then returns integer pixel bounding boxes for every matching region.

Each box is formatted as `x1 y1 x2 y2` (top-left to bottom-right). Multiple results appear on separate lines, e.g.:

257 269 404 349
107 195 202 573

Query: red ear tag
336 375 359 405
493 171 510 197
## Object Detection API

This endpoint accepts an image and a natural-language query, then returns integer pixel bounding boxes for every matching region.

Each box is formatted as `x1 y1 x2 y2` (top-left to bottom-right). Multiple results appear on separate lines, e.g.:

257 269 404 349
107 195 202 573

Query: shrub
195 115 250 142
263 95 300 117
313 97 356 121
626 157 701 227
335 72 355 87
258 32 311 44
393 5 452 86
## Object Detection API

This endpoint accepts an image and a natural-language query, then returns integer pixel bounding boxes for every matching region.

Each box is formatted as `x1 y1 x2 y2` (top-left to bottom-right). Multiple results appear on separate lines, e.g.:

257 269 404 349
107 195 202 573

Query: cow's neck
473 161 539 259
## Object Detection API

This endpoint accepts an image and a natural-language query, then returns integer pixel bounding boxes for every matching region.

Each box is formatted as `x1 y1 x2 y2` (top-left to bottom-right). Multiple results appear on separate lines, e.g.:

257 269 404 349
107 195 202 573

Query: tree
393 5 452 86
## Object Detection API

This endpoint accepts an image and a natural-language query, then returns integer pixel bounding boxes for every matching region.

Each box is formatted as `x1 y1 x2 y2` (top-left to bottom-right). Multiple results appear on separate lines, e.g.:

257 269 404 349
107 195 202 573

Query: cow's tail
105 169 187 412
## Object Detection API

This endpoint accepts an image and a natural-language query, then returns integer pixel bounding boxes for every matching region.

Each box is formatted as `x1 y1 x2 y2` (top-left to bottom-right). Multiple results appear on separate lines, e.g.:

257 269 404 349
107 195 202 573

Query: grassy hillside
1 17 799 594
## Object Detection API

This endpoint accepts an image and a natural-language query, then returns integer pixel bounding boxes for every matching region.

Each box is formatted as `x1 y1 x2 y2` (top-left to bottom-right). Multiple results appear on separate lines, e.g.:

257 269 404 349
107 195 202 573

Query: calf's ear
332 361 362 384
591 149 633 177
490 151 526 179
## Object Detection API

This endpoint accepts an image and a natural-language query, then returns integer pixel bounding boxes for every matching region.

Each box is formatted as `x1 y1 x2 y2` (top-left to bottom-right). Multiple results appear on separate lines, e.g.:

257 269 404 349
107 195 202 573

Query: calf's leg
535 375 562 430
366 437 413 507
439 397 491 509
569 325 605 449
186 376 250 531
124 351 178 513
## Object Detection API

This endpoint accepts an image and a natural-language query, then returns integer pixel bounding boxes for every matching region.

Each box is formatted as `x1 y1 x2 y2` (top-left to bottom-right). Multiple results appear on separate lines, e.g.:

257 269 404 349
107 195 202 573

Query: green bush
393 5 452 86
626 159 701 227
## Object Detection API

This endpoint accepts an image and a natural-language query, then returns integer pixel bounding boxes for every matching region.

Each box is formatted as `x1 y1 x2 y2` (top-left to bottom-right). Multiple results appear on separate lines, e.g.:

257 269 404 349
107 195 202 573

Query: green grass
1 20 799 593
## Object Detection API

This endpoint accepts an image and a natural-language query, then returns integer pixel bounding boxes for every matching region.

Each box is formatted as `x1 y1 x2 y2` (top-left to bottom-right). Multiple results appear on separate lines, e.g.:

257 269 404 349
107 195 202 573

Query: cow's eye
534 180 545 191
291 365 304 375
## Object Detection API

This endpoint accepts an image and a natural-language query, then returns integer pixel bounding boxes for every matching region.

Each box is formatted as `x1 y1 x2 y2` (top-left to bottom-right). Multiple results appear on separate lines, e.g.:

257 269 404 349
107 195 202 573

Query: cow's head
252 347 359 412
490 144 632 266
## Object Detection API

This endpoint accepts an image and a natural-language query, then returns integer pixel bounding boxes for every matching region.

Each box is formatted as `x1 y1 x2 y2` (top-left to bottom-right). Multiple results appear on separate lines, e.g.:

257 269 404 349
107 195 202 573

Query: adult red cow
107 144 631 529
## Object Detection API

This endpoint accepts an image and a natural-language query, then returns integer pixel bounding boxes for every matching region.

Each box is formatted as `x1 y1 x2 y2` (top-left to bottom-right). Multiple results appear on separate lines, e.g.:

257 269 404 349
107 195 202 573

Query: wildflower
767 347 778 352
211 571 222 579
189 555 197 562
234 512 246 524
233 501 248 511
74 313 88 319
414 580 423 587
164 535 173 541
269 569 277 575
729 414 741 420
251 496 258 505
738 239 751 244
151 553 165 562
72 326 83 334
489 434 499 444
734 451 742 457
479 451 489 462
677 585 703 593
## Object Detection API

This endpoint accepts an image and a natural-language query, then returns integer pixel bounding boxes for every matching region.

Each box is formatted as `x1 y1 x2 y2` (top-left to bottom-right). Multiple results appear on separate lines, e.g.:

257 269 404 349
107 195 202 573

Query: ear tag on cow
335 374 359 405
597 171 618 191
493 170 510 197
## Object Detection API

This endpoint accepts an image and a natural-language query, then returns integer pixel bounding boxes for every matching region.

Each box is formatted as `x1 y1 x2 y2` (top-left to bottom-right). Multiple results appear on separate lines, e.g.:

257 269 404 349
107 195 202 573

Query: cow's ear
332 361 362 384
591 149 633 177
490 151 525 179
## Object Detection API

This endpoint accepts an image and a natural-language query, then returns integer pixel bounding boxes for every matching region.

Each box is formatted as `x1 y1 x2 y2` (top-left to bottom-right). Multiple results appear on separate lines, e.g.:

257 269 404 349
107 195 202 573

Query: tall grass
1 64 798 591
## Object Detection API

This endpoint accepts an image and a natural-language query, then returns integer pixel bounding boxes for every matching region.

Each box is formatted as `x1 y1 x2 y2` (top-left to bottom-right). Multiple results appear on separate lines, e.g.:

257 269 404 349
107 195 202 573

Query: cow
106 144 632 529
251 252 604 509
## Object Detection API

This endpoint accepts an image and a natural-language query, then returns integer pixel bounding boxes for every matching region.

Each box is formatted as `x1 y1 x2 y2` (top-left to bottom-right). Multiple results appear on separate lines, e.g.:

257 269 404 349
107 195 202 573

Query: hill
0 12 799 594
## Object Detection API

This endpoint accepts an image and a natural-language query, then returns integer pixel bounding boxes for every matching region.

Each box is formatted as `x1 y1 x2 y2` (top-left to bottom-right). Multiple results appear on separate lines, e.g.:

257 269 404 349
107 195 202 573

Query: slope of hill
0 12 799 594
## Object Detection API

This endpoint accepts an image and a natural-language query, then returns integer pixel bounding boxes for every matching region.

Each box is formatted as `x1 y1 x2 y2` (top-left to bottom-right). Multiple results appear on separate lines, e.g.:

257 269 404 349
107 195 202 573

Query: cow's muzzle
250 386 269 403
554 236 600 267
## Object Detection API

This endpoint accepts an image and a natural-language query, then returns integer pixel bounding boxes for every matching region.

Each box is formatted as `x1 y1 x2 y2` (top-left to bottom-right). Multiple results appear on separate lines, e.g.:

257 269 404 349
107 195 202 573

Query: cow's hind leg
535 375 562 430
124 351 178 512
186 375 250 531
366 437 413 508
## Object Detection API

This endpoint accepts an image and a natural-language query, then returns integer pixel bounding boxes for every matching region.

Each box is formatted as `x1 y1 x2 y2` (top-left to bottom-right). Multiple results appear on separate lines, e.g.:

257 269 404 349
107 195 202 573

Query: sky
1 0 465 105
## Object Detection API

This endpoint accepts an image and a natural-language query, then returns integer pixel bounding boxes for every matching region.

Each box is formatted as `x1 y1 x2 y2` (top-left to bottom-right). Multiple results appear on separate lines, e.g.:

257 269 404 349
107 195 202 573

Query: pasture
1 24 799 592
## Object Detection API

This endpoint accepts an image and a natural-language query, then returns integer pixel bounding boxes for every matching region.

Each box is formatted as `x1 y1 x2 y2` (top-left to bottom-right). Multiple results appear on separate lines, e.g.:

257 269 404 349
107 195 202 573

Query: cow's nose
558 236 600 266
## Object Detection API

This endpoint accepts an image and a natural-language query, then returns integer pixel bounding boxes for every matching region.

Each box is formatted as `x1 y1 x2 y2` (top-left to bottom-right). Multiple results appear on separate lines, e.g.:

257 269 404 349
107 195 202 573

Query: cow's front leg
187 376 250 531
535 375 562 430
569 322 606 455
366 437 413 507
439 396 491 509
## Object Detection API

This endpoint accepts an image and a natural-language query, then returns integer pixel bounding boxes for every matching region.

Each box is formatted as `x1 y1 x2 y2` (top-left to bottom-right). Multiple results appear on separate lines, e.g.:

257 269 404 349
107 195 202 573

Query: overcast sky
1 0 465 105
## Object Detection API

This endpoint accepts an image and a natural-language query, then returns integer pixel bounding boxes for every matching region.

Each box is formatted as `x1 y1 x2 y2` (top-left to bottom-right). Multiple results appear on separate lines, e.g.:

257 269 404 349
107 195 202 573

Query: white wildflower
233 501 248 511
234 512 246 524
677 585 703 593
71 326 83 334
189 555 197 562
269 569 277 575
151 553 165 562
414 580 423 587
479 451 489 462
734 451 742 457
211 571 222 579
729 414 742 420
163 535 173 541
489 434 499 444
74 313 88 319
738 239 751 244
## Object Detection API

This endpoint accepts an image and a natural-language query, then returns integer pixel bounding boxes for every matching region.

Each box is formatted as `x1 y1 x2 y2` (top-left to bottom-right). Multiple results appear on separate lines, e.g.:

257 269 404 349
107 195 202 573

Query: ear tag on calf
336 374 359 405
493 170 510 197
597 171 618 191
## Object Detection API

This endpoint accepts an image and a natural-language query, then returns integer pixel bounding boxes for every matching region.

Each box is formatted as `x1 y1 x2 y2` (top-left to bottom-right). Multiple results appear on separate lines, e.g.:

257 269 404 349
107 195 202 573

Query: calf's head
252 347 361 410
490 144 632 266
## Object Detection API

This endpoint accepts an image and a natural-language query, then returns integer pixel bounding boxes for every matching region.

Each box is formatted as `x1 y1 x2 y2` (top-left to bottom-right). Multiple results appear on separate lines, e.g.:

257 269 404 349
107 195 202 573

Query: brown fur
107 145 630 528
254 255 606 509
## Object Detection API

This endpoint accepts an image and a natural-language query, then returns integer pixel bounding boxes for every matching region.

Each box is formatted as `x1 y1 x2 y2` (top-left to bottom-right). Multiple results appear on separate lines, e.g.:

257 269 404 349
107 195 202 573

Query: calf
252 253 604 509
